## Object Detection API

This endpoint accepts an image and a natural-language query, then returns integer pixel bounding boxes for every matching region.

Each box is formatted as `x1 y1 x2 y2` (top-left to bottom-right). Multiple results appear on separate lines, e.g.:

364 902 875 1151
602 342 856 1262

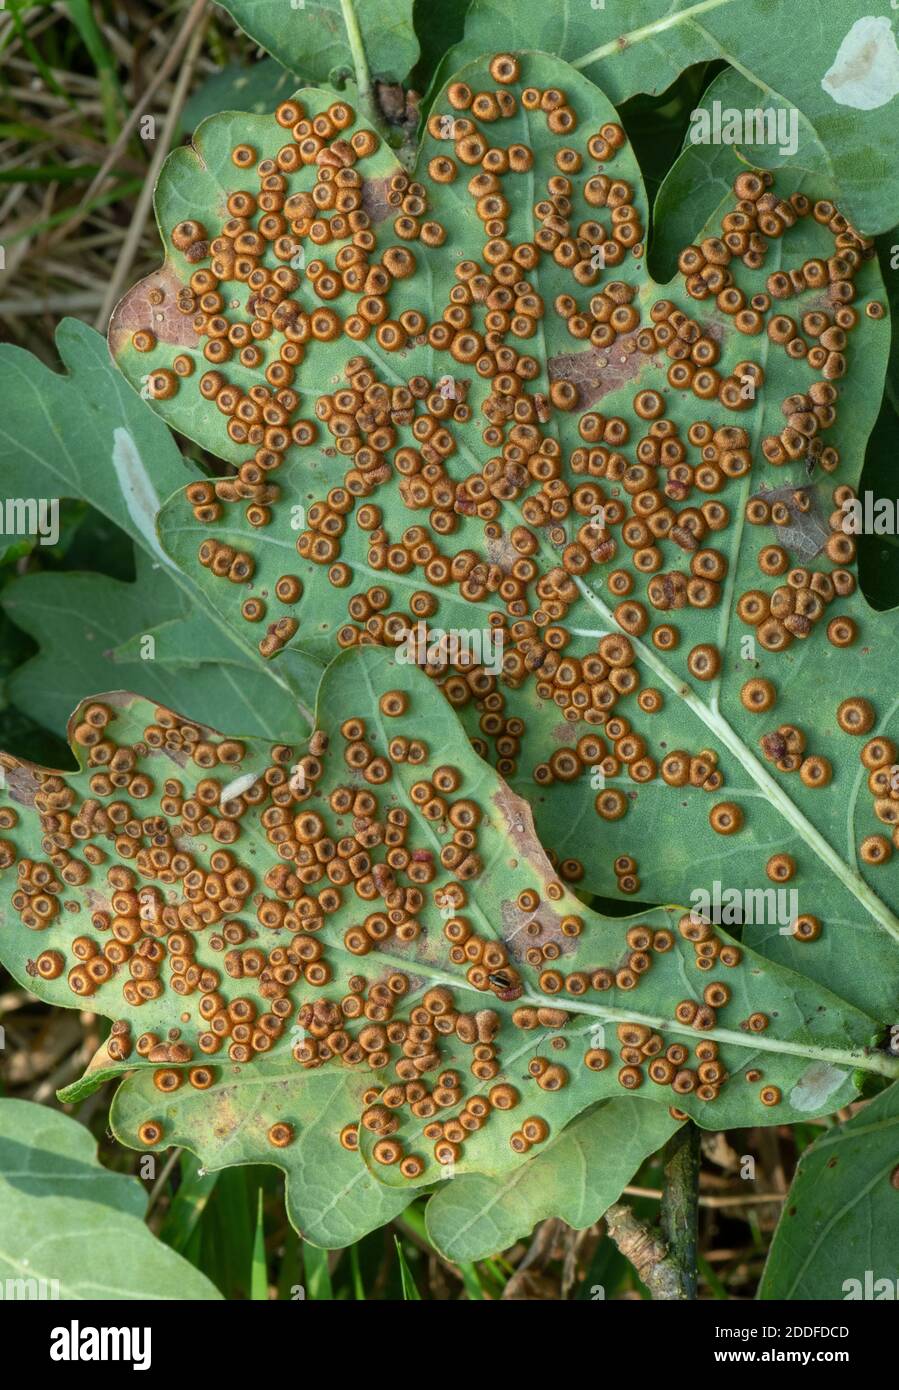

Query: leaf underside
447 2 899 234
0 647 894 1249
0 1098 221 1298
216 0 419 87
106 50 899 1034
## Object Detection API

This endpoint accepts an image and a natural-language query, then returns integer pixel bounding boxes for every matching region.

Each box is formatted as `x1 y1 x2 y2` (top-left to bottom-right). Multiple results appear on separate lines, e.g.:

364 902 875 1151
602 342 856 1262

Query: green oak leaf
107 51 899 1025
2 551 316 744
424 1096 680 1262
0 318 195 558
649 66 899 291
216 0 419 87
444 2 899 234
182 58 299 129
111 1061 415 1247
0 1098 221 1299
0 318 317 742
759 1081 899 1300
0 646 896 1247
650 68 835 283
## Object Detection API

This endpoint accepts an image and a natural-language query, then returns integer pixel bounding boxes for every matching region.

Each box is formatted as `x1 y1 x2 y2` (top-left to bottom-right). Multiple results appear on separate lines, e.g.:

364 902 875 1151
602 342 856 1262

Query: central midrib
571 0 738 72
350 945 899 1080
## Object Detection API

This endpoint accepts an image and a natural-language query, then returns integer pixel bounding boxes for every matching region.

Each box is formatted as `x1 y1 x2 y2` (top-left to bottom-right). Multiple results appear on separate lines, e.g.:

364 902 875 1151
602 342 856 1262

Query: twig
603 1203 693 1300
623 1184 787 1208
603 1124 701 1299
0 292 105 315
518 1217 562 1272
146 1146 183 1214
32 1039 93 1103
0 989 31 1012
94 9 208 329
660 1123 701 1299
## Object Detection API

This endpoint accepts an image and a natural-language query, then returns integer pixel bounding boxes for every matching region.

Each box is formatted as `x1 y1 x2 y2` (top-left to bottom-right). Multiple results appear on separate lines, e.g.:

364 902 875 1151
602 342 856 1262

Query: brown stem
660 1122 701 1298
603 1202 692 1300
604 1123 700 1300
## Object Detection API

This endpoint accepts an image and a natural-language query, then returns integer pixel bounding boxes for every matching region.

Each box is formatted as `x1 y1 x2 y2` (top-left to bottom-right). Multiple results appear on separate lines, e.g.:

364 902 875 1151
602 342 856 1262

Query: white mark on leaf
789 1061 848 1112
821 16 899 110
220 771 260 803
111 427 172 568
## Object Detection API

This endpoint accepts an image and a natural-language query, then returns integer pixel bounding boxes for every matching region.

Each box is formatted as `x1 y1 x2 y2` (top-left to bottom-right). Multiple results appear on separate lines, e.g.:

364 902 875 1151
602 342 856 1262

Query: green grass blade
394 1236 421 1300
63 0 124 137
349 1242 365 1300
159 1153 220 1255
250 1187 268 1301
302 1241 334 1300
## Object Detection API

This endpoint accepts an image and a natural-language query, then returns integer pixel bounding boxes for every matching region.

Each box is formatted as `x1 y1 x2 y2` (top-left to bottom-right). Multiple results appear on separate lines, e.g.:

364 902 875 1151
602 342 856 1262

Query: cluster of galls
148 62 652 777
355 1058 549 1173
758 722 832 790
857 735 899 867
573 919 781 1111
128 54 883 871
738 480 860 652
538 719 728 827
347 982 574 1170
357 1002 517 1170
584 1022 733 1108
3 692 525 1164
18 50 886 1166
0 665 791 1176
678 173 873 417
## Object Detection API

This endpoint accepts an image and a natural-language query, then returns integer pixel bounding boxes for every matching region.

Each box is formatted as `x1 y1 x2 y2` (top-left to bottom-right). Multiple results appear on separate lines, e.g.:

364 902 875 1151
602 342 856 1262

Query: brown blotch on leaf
548 341 656 409
362 177 398 226
109 266 202 357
